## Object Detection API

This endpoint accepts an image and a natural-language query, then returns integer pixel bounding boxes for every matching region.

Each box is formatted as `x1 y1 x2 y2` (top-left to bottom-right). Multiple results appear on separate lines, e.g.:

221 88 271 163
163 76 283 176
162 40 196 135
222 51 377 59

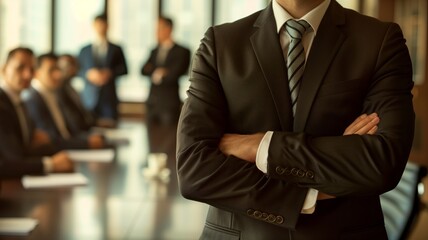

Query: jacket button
275 166 285 175
275 216 284 224
247 209 255 216
267 214 276 223
254 211 262 219
306 171 314 179
261 212 268 220
291 168 299 176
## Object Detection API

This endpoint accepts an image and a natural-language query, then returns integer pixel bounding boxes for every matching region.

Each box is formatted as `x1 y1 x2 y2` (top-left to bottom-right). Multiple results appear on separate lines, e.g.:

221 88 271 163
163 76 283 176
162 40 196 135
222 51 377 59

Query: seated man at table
0 47 74 178
58 54 95 132
24 53 106 150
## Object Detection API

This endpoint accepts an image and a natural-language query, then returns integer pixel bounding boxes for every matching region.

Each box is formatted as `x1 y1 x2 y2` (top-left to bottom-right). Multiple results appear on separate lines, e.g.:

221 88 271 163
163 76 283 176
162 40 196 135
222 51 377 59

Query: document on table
22 173 88 189
0 218 38 236
91 127 130 146
66 149 115 162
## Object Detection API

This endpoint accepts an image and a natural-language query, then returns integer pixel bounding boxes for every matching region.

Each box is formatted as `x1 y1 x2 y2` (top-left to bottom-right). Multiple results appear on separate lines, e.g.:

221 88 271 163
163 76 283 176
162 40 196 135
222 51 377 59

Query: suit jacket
78 42 128 118
25 87 90 150
141 43 191 114
59 83 95 132
0 89 56 178
176 1 414 239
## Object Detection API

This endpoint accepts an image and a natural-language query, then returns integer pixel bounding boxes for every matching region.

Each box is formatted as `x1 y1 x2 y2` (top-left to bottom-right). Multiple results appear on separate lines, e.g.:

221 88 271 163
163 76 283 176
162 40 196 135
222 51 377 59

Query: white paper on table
91 128 130 146
0 218 38 236
66 149 115 162
21 173 88 189
104 131 131 146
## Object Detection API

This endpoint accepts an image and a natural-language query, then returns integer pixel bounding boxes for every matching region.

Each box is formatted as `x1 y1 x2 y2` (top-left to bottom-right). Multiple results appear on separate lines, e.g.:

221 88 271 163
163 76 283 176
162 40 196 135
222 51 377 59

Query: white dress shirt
93 38 108 63
255 0 331 214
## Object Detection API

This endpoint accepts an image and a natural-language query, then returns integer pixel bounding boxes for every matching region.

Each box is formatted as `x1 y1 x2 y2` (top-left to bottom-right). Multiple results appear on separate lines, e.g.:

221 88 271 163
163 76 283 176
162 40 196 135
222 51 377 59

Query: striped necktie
284 19 311 116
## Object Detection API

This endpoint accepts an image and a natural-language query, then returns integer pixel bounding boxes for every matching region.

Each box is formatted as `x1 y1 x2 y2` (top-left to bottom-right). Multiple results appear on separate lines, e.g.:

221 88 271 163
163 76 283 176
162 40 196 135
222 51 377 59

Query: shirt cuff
42 157 54 173
255 131 273 173
255 131 318 214
301 188 318 214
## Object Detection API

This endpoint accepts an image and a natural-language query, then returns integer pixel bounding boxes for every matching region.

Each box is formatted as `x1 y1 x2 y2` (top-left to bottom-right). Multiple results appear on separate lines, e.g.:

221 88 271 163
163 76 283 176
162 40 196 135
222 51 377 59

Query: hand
86 68 103 86
99 68 112 85
318 113 380 200
51 151 74 172
343 113 379 135
219 133 265 163
31 129 51 148
88 134 105 149
151 68 167 85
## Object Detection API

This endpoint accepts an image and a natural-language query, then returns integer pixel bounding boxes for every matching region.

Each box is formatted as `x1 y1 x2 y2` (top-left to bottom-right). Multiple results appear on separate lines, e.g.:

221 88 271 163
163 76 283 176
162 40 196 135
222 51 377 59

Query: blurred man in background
141 16 190 126
25 53 105 150
0 47 73 178
58 54 95 132
78 14 128 127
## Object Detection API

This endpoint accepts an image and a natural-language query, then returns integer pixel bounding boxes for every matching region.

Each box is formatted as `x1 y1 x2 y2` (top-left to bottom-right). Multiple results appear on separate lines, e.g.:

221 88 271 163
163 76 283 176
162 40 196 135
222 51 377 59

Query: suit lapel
0 89 27 145
294 1 346 131
164 44 176 66
250 5 294 131
105 42 113 67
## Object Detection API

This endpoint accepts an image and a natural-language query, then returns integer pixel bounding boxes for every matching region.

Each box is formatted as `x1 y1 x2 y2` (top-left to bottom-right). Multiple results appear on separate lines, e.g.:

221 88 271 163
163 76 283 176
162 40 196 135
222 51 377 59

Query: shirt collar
273 0 331 34
32 79 57 98
160 39 174 50
0 81 22 106
93 37 108 48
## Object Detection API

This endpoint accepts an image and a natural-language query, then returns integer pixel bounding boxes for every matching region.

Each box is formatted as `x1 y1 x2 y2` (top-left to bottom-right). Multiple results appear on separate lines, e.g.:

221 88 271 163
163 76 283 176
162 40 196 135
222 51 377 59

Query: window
55 0 104 55
215 0 267 25
108 0 158 102
0 0 51 60
162 0 212 100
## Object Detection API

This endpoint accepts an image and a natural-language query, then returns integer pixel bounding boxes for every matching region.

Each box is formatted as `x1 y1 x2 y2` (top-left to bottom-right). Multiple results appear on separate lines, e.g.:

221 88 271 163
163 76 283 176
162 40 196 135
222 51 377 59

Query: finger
367 125 378 135
344 113 375 135
344 114 368 133
344 113 377 135
354 116 379 135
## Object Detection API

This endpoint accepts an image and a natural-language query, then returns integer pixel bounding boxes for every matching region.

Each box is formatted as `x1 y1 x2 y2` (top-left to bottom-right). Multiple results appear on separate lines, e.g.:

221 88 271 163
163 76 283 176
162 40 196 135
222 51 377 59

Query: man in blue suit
78 14 128 126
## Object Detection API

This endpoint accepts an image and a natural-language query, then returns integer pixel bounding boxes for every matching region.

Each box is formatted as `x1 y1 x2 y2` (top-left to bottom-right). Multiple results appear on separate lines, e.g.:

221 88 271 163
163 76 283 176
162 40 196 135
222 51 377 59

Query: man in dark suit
176 0 414 239
25 53 106 150
58 54 95 132
78 14 128 126
141 16 191 125
0 47 73 178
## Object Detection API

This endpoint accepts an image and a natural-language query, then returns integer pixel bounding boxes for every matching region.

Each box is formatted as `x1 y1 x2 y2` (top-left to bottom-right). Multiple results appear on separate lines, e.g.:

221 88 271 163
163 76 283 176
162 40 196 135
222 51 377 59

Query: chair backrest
399 166 427 240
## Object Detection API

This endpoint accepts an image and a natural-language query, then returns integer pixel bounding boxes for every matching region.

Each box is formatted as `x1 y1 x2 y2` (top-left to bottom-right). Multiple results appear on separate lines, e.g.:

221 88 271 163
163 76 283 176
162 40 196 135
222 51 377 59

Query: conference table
0 119 207 240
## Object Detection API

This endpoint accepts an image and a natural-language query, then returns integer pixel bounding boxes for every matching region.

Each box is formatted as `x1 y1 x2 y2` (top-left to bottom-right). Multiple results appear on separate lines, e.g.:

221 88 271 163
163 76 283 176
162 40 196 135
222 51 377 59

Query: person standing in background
141 16 191 126
78 14 128 127
0 47 73 178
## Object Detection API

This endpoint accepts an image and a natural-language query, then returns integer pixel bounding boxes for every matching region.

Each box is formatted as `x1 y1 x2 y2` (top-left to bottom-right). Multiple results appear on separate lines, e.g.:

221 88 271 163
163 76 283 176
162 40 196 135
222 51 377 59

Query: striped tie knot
284 19 311 40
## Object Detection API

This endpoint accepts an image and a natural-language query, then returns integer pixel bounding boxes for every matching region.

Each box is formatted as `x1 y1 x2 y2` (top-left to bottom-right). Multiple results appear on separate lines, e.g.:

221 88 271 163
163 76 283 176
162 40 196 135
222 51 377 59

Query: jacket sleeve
0 110 45 178
176 27 307 230
141 49 157 76
111 46 128 78
267 23 414 197
161 47 191 84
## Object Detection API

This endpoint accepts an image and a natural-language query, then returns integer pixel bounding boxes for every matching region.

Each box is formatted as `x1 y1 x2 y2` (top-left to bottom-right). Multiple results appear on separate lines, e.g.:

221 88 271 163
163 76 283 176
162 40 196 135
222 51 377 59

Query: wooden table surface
0 119 208 240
